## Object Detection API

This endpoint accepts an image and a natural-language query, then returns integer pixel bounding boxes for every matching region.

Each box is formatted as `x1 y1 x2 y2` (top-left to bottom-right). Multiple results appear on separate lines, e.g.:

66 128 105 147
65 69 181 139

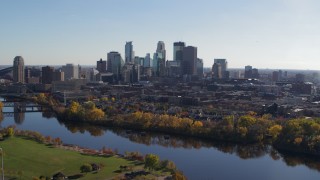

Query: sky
1 0 320 69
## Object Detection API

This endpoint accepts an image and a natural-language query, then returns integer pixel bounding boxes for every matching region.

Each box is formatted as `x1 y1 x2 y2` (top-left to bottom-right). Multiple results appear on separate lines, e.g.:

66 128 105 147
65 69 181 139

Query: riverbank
0 132 177 180
54 104 320 158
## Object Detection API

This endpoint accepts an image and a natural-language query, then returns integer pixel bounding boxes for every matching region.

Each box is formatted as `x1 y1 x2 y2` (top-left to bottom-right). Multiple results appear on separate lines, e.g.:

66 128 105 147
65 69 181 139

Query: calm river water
1 103 320 180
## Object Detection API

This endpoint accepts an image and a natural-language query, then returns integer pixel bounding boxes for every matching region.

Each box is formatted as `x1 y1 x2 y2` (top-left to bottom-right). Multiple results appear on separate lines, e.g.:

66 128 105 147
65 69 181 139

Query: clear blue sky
1 0 320 69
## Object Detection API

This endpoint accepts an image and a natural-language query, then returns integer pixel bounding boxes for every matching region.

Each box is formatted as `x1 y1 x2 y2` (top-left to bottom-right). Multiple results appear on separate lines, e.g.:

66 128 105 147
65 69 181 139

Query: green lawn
0 136 138 179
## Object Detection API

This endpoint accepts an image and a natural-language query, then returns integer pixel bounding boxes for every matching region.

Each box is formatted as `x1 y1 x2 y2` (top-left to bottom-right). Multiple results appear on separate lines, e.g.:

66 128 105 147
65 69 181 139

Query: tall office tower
156 41 166 76
252 68 260 79
122 63 140 83
96 58 107 73
197 58 204 77
181 46 197 76
212 59 228 79
173 41 185 62
134 56 144 66
125 41 134 63
53 70 64 81
42 66 55 84
13 56 25 83
153 53 159 76
107 51 124 80
244 65 253 78
144 53 151 67
62 64 79 80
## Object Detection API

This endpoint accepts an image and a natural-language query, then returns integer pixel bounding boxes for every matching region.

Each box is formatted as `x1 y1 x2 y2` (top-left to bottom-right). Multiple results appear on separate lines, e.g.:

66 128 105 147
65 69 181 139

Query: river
1 103 320 180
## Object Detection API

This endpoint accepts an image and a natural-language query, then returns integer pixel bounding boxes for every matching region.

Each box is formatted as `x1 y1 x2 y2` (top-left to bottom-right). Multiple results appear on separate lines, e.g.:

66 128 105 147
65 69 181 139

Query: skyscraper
197 58 204 77
13 56 25 83
62 64 79 80
96 58 107 73
42 66 55 84
173 41 185 62
212 59 228 79
181 46 197 76
244 65 253 79
156 41 166 76
144 53 151 67
107 51 124 80
125 41 134 63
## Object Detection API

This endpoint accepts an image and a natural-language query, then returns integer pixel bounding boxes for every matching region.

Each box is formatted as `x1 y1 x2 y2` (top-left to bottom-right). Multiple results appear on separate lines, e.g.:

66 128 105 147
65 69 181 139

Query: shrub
80 163 92 173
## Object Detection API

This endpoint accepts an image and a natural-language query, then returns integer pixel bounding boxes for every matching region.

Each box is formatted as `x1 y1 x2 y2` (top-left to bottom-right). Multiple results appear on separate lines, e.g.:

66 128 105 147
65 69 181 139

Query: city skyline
1 0 320 70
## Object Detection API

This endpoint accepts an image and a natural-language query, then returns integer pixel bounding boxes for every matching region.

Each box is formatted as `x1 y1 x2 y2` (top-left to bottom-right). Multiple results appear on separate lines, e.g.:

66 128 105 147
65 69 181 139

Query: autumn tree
36 93 47 104
7 127 14 137
172 171 187 180
85 107 105 121
0 101 3 112
268 125 282 139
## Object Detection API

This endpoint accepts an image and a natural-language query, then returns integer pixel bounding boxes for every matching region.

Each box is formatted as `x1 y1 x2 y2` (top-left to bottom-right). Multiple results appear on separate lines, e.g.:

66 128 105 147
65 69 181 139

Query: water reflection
14 102 25 124
58 119 320 172
60 120 106 137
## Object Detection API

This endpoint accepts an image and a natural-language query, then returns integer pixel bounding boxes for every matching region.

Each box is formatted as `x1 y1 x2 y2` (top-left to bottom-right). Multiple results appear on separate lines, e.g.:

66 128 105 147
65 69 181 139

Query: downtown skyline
1 0 320 70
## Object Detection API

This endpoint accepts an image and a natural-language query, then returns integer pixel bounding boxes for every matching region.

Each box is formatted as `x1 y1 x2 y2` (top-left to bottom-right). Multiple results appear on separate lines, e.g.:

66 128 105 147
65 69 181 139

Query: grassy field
0 136 139 179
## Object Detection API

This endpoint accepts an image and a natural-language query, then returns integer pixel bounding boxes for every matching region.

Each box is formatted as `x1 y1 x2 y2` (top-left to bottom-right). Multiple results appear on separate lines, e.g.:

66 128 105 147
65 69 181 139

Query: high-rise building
244 65 259 79
125 41 134 63
272 70 283 81
107 51 124 80
13 56 25 83
181 46 197 76
96 58 107 73
42 66 55 84
153 53 159 76
25 67 41 84
197 58 204 77
134 56 144 66
156 41 166 77
244 65 253 79
122 63 140 83
144 53 151 67
53 70 64 81
62 64 79 80
212 59 228 79
173 41 185 62
252 68 260 79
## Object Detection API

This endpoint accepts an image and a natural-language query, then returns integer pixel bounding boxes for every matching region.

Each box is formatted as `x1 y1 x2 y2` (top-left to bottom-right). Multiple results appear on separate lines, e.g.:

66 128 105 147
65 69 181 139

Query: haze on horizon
1 0 320 70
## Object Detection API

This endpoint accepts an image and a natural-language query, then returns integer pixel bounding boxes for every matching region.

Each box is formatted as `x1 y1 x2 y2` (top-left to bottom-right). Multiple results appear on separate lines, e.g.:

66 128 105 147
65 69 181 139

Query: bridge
2 100 50 113
0 67 13 77
2 112 14 118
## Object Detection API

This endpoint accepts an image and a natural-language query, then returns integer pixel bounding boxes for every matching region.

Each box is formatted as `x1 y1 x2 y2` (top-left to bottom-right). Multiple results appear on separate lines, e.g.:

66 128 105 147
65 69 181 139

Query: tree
172 171 187 180
83 101 96 110
69 101 81 114
268 125 282 139
0 101 3 112
7 127 14 137
80 163 92 173
86 108 105 121
144 154 159 170
36 93 47 104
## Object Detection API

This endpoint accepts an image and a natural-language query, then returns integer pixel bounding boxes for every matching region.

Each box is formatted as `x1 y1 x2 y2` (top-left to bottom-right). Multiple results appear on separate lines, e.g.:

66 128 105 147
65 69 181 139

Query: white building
62 64 79 80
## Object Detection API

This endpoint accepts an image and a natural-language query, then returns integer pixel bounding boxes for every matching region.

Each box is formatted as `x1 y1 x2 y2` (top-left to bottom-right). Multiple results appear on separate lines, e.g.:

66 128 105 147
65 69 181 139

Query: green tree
83 101 96 110
80 163 92 173
144 154 160 170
